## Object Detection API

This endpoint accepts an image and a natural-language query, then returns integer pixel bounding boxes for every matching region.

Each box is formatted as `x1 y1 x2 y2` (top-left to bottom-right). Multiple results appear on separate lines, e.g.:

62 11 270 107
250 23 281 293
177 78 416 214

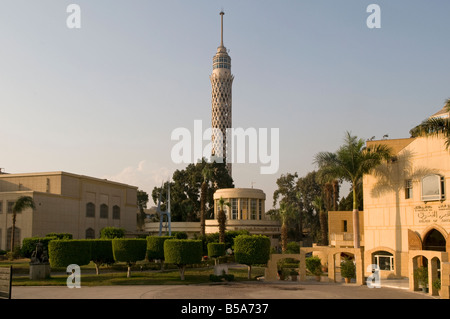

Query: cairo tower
210 11 234 177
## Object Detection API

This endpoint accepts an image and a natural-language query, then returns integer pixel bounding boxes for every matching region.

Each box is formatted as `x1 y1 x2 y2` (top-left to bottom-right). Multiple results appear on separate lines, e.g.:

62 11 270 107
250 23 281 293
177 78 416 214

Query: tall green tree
273 173 301 242
314 131 392 248
410 98 450 148
152 159 234 223
137 189 149 231
296 171 323 242
200 166 213 236
311 195 328 246
11 196 35 253
217 197 230 243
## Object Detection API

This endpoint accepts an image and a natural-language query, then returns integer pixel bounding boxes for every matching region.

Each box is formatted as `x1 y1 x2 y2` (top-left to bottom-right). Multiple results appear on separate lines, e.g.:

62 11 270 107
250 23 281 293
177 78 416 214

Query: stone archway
409 250 448 296
422 228 447 252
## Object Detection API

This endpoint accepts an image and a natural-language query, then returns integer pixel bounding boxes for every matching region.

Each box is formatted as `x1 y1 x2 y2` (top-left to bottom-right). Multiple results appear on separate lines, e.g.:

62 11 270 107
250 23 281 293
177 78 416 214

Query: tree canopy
152 159 234 222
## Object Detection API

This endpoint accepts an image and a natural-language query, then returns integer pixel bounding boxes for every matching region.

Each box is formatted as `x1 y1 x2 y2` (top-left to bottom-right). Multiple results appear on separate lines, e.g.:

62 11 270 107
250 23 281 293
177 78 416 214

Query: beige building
0 171 138 250
363 134 450 280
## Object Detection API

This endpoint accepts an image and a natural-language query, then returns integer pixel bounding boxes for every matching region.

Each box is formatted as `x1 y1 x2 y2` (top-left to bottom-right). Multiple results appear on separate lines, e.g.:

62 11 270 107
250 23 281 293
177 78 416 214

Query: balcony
330 232 364 248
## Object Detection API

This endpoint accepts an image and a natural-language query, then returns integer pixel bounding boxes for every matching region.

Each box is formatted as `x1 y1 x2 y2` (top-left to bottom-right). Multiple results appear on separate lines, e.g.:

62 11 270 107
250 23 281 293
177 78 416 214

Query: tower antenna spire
220 11 225 47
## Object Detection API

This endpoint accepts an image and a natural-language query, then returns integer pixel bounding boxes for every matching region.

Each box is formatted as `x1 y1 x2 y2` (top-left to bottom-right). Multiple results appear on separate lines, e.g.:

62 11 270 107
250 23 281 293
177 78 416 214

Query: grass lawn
1 259 265 286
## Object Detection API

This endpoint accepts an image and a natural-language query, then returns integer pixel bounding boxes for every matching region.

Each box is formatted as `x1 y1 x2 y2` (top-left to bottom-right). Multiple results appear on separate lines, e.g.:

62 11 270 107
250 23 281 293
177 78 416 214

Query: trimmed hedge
207 242 226 258
146 236 174 261
164 239 203 280
90 239 114 274
164 239 203 266
234 235 271 279
48 240 92 268
21 236 56 258
112 238 146 263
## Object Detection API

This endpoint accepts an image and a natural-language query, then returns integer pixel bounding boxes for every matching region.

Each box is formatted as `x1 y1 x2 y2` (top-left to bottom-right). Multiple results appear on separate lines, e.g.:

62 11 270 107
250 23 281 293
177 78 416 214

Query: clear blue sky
1 1 450 207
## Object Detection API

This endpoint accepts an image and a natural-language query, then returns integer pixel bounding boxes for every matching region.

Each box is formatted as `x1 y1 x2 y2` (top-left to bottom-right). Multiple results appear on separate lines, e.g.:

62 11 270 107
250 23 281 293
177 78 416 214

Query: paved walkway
11 279 434 299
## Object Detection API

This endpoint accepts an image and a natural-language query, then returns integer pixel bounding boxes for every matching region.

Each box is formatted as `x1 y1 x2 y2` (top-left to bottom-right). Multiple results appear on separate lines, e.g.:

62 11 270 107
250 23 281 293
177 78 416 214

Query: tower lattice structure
210 11 234 176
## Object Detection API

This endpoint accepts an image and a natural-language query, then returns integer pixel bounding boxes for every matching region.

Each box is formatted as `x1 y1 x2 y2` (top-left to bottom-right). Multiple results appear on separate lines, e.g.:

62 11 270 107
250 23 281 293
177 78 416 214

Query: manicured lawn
1 259 265 286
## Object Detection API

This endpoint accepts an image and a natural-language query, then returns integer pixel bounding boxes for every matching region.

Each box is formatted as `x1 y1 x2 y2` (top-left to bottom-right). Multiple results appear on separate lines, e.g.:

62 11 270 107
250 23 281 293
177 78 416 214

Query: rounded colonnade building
206 188 280 246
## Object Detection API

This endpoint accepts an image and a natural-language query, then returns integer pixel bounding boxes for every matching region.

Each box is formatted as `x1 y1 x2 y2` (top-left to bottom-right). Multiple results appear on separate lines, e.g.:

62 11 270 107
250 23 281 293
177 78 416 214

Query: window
373 251 394 271
7 201 14 214
100 204 108 219
86 202 95 218
85 228 95 239
405 180 413 199
421 174 445 201
342 220 348 232
240 199 247 220
250 199 257 220
231 198 238 220
258 199 263 220
113 205 120 220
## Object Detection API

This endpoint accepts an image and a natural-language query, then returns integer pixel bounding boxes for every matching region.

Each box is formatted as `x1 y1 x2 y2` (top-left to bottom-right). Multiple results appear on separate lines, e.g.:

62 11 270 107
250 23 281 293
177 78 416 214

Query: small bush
173 232 188 239
306 256 322 276
146 236 174 261
207 242 226 258
234 235 271 279
285 242 300 254
21 237 56 258
112 238 147 277
90 239 114 275
209 273 234 282
46 233 73 240
48 240 91 268
101 227 126 239
164 239 203 280
340 258 356 279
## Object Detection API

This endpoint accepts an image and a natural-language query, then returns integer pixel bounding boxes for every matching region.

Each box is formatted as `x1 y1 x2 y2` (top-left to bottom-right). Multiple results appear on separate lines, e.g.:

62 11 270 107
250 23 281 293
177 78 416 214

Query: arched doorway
423 229 446 252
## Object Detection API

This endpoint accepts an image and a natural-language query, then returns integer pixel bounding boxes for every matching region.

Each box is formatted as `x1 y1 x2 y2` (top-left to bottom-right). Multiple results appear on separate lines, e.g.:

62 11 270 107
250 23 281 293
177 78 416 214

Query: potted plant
290 269 298 281
432 278 441 296
414 266 429 293
340 258 356 284
306 256 323 281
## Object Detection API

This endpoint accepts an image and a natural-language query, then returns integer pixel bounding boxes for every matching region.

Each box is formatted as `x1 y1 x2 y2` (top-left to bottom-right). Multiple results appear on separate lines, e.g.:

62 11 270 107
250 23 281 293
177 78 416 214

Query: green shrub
414 266 429 288
209 273 234 282
48 240 91 268
146 236 174 261
100 227 125 239
90 239 114 275
207 242 226 258
285 242 300 254
164 239 203 280
340 258 356 279
45 233 73 240
234 235 271 279
21 236 56 258
112 238 147 277
173 232 188 239
306 256 322 276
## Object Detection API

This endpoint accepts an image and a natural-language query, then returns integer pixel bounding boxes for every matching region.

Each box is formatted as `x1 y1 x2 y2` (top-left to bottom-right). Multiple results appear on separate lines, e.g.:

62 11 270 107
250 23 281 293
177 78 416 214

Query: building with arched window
360 105 450 296
0 171 138 250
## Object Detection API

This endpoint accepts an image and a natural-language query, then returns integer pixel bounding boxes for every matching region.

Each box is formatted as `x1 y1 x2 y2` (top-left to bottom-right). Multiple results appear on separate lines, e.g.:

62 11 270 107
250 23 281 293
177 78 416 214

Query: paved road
11 281 435 299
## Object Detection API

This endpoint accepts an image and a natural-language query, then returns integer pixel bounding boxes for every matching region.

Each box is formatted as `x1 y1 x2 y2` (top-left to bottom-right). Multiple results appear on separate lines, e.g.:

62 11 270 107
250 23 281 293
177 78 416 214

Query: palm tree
217 196 230 243
11 196 36 254
200 166 213 236
278 202 296 252
312 195 328 246
410 98 450 148
314 131 392 248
